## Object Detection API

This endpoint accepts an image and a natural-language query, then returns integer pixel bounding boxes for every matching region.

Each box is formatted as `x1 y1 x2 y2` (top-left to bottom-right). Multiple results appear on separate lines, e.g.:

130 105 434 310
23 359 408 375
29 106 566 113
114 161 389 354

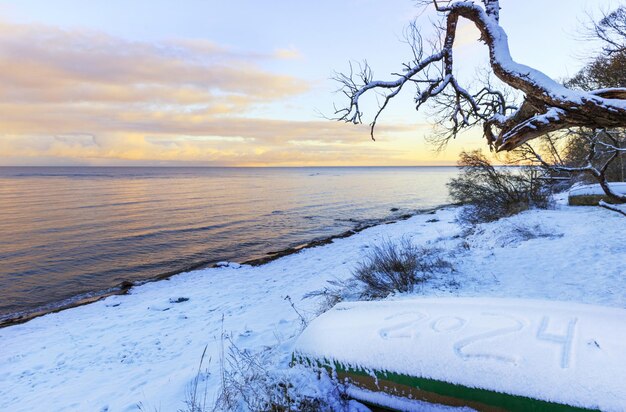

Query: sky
0 0 621 166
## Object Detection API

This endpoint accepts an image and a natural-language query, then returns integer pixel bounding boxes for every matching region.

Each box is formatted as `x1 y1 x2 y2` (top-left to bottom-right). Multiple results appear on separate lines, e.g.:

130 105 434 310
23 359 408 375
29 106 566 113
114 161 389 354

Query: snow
600 200 626 215
295 298 626 411
591 87 626 96
569 182 626 197
346 387 474 412
1 202 625 411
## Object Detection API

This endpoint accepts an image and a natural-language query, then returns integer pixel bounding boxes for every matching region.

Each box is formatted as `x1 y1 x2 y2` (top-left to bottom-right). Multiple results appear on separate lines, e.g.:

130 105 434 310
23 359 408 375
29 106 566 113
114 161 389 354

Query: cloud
0 117 441 166
0 20 451 166
0 21 308 106
273 47 302 60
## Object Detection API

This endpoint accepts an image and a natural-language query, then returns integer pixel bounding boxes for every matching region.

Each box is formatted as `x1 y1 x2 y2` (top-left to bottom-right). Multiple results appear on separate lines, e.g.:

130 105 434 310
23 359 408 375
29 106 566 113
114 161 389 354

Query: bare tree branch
592 6 626 55
333 0 626 152
519 129 626 203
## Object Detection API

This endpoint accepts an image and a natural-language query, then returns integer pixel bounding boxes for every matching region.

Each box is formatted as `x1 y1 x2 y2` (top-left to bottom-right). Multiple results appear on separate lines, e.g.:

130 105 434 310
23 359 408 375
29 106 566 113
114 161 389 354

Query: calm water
0 166 456 320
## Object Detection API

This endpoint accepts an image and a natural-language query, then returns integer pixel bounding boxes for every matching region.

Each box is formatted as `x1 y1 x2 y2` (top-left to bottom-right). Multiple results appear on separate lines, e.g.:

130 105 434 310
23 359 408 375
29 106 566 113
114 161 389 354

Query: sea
0 166 457 321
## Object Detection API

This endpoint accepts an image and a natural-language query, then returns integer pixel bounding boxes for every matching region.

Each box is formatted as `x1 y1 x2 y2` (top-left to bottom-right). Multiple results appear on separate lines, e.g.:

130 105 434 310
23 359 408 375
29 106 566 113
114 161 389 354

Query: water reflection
0 166 456 318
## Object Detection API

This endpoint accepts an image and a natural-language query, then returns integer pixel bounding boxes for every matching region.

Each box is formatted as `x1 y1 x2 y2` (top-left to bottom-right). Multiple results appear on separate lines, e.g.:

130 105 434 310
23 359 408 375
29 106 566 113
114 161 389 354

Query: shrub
212 339 345 412
448 150 553 224
352 238 452 299
307 238 454 306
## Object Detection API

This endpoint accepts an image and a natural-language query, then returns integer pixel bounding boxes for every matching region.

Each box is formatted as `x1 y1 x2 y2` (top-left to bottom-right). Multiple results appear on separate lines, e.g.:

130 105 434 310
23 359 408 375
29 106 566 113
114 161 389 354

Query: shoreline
0 204 450 328
2 202 625 411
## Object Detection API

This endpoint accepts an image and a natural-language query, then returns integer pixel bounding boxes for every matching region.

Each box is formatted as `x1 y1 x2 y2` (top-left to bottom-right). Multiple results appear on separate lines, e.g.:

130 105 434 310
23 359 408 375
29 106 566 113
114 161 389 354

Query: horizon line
0 164 465 168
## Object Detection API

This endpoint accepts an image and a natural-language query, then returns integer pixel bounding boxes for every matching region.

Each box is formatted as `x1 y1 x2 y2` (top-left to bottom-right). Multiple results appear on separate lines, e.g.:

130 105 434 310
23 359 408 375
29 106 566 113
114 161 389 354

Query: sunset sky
0 0 620 166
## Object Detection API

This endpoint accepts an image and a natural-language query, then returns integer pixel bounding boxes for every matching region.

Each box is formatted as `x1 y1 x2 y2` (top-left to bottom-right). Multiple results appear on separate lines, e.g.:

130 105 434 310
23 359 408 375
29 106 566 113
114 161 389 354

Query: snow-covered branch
599 200 626 217
333 0 626 151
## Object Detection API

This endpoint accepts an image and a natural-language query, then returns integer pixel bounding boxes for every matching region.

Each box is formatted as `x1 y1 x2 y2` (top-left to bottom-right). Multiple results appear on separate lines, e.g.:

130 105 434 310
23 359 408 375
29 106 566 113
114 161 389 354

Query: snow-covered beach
1 198 625 411
1 0 625 409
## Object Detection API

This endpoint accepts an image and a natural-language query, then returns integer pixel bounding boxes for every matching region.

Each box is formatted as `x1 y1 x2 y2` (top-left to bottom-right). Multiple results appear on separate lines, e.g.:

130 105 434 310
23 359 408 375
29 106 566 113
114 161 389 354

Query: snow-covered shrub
307 238 454 306
211 340 348 412
353 238 453 299
448 150 553 224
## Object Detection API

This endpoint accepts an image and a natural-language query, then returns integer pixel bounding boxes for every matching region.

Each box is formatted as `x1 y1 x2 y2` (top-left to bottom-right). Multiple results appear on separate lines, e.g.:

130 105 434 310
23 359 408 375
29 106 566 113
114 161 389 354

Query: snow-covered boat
295 298 626 411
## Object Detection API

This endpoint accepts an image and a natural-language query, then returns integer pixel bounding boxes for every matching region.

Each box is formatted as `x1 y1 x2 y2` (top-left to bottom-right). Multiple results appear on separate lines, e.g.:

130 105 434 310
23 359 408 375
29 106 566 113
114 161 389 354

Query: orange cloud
0 20 467 166
0 21 307 106
0 119 478 166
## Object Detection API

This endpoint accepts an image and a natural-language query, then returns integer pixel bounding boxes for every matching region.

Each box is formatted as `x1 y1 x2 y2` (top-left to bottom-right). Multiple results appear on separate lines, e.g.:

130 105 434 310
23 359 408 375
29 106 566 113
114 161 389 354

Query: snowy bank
568 182 626 205
569 182 626 197
1 203 625 411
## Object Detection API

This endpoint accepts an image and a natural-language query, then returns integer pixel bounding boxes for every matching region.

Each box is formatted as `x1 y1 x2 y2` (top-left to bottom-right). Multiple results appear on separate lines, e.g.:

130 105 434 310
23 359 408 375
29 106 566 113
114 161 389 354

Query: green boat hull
296 355 599 412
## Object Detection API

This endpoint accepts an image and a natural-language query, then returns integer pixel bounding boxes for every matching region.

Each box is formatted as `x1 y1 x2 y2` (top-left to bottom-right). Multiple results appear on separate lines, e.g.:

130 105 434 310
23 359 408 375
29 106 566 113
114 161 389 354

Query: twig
284 295 308 329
